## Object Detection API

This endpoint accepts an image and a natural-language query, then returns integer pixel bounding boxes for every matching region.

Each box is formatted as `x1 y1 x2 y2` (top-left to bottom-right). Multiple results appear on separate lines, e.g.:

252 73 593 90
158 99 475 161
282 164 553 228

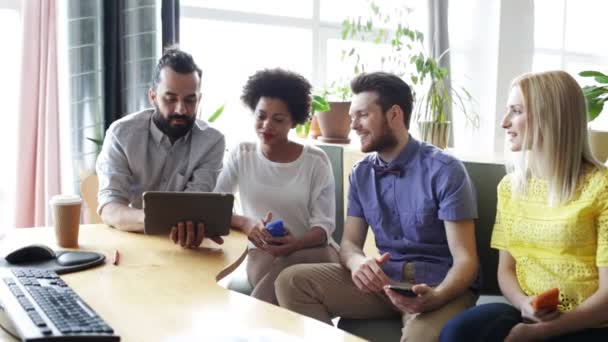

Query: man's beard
362 117 398 153
152 106 196 141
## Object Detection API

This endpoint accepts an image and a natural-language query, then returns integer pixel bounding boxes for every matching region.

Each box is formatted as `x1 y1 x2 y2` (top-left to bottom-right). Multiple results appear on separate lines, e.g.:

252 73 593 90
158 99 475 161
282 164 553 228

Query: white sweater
214 142 336 246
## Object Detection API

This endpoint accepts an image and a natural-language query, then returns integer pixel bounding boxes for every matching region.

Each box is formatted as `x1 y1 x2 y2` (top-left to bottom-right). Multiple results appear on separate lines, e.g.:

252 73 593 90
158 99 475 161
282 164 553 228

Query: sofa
337 160 508 341
225 145 508 341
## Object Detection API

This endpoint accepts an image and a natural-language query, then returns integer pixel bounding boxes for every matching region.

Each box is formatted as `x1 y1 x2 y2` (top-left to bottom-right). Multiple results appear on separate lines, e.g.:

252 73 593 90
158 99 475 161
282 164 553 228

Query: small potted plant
579 70 608 163
295 94 331 138
579 70 608 122
412 51 477 148
314 80 353 144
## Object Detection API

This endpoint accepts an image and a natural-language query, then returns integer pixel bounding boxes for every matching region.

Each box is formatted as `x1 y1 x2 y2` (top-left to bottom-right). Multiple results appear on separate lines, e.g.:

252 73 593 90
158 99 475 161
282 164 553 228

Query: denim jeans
439 303 608 342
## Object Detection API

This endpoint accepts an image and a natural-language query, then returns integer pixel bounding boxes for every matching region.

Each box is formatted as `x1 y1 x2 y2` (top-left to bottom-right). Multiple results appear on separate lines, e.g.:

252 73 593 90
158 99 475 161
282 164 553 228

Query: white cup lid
50 194 82 205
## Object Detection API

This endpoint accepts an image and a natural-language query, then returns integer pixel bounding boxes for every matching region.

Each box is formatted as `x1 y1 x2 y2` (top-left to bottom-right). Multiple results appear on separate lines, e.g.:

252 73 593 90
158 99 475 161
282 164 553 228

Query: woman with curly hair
214 68 339 305
440 70 608 341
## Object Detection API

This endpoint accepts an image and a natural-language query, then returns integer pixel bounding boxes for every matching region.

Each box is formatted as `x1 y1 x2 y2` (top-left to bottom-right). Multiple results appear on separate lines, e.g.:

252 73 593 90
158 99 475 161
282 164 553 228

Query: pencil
113 249 120 266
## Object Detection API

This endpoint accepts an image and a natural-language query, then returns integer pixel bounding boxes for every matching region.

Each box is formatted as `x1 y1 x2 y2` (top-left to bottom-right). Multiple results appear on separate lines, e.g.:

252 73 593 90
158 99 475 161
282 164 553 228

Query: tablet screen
143 191 234 237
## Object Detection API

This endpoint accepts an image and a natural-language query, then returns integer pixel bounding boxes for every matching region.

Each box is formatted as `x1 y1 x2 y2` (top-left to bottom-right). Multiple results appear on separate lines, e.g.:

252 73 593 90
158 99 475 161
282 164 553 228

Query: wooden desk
0 225 363 341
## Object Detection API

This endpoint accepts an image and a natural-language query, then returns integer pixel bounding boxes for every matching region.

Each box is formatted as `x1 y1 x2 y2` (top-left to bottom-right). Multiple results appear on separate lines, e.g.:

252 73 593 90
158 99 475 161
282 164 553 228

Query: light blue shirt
347 136 479 288
96 109 225 213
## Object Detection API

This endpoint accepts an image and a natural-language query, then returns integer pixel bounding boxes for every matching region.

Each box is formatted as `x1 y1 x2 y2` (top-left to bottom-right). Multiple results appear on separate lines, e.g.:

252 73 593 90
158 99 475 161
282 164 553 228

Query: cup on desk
50 194 82 248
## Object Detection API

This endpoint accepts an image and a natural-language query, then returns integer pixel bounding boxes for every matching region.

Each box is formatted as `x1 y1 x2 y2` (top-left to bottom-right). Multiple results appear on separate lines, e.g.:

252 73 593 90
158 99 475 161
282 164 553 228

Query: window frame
1 0 20 10
533 0 608 74
180 1 348 89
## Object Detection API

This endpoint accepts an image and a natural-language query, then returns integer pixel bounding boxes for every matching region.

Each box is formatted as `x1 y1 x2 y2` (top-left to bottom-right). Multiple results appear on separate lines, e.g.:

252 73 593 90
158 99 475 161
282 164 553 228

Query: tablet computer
142 191 234 237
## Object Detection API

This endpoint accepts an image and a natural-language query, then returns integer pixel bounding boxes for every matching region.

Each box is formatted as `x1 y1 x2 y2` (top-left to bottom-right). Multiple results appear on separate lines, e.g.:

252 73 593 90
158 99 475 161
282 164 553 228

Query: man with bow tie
275 72 479 342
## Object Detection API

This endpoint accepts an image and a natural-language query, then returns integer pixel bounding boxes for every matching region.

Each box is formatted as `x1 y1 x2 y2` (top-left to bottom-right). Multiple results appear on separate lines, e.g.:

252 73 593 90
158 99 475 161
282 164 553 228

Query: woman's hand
262 227 298 257
244 212 273 249
520 296 561 323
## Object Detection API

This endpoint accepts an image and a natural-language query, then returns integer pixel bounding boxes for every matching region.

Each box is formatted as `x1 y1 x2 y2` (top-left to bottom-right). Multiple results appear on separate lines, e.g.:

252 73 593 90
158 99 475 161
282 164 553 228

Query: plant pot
316 101 352 144
309 115 321 139
588 128 608 163
418 121 451 149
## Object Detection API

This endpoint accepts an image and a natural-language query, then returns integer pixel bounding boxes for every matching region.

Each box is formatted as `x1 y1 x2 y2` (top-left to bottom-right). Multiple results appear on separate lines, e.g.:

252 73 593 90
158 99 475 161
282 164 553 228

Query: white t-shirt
214 142 336 246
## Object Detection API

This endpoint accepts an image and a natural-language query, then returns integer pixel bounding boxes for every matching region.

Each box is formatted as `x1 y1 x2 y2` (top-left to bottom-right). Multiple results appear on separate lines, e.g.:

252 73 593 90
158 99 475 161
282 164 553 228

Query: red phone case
532 288 559 311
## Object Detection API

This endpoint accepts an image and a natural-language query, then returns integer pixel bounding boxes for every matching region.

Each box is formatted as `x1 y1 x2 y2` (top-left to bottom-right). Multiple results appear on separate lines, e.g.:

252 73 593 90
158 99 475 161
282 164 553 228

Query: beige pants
275 263 477 342
246 245 339 305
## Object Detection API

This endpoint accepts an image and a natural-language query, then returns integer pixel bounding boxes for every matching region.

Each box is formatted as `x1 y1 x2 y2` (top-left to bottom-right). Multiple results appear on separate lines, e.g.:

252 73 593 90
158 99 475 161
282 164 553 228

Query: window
532 0 608 131
532 0 608 85
180 16 313 146
449 0 608 157
180 0 428 148
0 0 21 236
63 0 105 195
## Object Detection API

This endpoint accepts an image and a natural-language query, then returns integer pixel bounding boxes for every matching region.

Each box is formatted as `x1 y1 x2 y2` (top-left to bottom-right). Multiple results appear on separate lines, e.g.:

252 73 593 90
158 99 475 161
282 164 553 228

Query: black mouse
4 244 56 264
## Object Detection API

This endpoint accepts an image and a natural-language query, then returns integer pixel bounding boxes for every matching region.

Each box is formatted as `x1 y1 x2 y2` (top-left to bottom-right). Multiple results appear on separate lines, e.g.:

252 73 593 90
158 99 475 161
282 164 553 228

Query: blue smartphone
386 284 417 297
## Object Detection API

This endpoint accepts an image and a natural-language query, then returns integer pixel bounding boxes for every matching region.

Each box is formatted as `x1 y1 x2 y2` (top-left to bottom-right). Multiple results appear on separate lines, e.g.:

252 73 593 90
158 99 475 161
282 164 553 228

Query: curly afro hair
241 68 312 125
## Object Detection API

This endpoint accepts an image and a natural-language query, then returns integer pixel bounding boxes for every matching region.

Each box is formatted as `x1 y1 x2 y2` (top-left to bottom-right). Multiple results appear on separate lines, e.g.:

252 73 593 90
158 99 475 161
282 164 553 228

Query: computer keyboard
0 268 120 341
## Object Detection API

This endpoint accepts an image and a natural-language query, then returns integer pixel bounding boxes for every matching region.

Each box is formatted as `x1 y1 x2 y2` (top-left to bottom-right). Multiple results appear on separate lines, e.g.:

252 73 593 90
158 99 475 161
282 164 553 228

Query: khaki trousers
275 263 477 342
246 245 339 305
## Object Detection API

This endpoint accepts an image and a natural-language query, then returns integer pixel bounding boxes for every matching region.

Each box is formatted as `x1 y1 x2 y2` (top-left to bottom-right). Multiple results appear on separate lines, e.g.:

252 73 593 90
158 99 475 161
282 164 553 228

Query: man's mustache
168 114 191 121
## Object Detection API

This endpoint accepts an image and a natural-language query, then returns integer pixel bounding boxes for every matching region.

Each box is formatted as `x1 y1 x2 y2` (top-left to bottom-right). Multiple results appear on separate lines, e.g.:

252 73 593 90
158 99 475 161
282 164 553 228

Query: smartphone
386 284 417 297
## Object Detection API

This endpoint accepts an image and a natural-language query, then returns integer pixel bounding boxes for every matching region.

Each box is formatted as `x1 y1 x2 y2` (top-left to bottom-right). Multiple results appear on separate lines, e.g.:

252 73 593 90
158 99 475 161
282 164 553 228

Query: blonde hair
507 70 605 205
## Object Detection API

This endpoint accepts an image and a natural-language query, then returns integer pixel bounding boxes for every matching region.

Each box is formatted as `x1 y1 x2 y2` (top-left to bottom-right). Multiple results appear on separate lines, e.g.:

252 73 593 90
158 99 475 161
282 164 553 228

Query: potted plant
340 1 478 148
579 70 608 163
314 80 353 144
413 51 477 148
295 94 331 138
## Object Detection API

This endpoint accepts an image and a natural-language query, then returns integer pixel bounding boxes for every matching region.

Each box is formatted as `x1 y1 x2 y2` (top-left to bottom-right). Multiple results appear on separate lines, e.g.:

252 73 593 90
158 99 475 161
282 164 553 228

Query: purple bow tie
372 164 403 177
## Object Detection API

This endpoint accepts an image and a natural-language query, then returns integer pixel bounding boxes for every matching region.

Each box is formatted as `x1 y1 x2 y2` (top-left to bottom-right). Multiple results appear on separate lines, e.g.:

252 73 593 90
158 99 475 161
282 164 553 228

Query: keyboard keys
1 268 119 341
26 311 46 327
17 296 35 311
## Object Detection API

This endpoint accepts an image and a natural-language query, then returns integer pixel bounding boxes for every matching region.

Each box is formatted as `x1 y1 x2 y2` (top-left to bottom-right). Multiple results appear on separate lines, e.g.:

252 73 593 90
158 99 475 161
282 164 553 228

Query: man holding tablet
96 47 225 248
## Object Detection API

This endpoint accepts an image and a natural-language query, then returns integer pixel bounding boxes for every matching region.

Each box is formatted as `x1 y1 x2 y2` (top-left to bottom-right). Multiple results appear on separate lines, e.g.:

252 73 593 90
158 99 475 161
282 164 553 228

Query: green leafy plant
340 0 477 128
86 137 104 157
295 95 331 137
322 80 352 102
579 70 608 122
206 104 225 123
86 137 103 146
413 50 477 128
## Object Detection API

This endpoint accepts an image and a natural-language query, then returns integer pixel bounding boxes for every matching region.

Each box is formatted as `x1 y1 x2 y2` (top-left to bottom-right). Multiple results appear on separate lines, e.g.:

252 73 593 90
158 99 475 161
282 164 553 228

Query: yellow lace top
491 165 608 312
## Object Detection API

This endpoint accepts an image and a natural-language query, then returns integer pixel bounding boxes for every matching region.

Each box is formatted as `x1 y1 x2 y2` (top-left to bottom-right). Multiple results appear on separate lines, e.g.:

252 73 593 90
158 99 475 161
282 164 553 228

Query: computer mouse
4 244 56 264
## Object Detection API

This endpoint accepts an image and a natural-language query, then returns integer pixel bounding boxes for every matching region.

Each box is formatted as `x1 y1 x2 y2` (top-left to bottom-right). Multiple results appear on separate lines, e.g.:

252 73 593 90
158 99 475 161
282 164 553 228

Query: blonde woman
440 71 608 341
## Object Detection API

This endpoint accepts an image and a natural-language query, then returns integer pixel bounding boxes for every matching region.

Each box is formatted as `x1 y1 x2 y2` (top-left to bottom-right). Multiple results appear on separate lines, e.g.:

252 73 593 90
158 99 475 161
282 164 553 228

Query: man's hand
351 252 391 293
170 221 224 249
520 296 560 323
263 227 297 257
384 283 445 314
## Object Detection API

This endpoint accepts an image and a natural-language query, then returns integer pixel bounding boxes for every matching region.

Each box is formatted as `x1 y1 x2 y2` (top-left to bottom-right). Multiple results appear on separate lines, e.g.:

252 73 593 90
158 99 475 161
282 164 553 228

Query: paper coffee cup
50 195 82 248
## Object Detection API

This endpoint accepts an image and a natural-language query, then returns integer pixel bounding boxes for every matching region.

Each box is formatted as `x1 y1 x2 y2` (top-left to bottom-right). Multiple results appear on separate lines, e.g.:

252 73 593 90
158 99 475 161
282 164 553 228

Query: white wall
493 0 534 155
450 0 534 157
449 0 501 156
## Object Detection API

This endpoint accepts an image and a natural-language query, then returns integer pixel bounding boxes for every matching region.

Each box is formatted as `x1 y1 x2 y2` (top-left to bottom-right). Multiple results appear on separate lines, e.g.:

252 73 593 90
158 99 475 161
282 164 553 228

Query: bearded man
96 48 225 248
275 72 480 342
